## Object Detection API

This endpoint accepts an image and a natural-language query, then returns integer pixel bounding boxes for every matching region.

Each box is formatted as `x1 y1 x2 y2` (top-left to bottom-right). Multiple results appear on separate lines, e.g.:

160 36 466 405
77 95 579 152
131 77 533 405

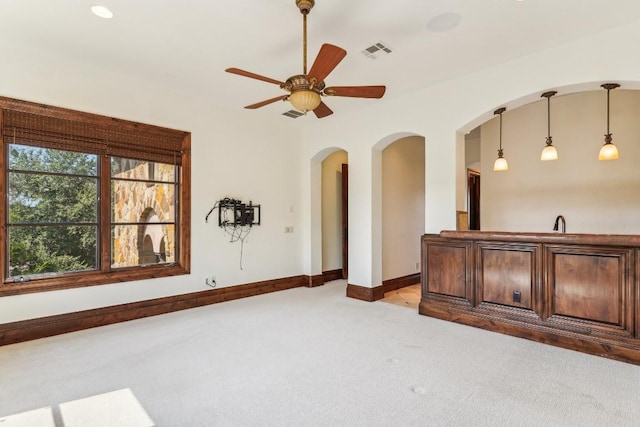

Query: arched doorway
321 149 348 281
373 133 425 307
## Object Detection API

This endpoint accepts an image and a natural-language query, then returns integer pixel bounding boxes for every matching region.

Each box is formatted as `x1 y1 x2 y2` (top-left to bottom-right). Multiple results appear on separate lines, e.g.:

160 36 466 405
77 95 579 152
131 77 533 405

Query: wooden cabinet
420 231 640 364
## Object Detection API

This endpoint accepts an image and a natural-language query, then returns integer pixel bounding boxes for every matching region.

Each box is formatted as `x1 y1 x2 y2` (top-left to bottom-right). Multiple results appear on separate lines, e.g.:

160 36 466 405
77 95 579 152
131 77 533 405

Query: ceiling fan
225 0 386 118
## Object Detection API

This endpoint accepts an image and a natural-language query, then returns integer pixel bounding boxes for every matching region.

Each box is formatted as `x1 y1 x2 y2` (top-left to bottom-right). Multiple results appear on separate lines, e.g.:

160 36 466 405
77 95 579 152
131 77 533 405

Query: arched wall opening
137 209 167 265
321 149 348 277
457 82 640 234
372 132 424 288
309 147 349 283
380 136 426 282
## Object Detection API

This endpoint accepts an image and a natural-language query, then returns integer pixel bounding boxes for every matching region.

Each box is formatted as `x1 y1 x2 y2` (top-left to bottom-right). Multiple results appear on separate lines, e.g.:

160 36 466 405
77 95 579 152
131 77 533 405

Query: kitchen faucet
553 215 566 233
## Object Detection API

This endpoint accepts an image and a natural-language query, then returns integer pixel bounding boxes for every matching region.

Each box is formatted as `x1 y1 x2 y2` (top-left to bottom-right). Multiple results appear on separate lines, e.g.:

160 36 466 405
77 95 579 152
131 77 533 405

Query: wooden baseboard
322 269 343 282
382 273 420 293
346 274 420 303
0 275 307 346
346 283 385 302
306 274 324 288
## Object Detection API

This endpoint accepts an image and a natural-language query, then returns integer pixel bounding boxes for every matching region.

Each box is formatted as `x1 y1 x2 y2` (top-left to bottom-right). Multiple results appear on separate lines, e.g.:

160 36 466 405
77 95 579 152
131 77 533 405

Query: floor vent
362 42 392 59
283 110 304 118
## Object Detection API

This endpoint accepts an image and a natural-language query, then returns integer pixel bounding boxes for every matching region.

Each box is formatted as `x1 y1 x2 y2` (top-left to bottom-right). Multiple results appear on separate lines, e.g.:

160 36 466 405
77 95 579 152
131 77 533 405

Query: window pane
8 225 98 278
110 157 178 269
9 173 98 223
111 157 175 182
9 144 97 176
112 224 176 267
112 181 176 223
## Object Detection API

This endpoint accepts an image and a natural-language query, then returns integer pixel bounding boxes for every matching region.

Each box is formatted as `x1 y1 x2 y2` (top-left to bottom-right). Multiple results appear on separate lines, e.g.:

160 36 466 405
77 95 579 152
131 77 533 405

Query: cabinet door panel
424 241 471 301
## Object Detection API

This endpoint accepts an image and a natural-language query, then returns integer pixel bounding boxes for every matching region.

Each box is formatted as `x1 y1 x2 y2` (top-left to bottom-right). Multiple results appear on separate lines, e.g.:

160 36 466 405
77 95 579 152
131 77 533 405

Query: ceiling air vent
283 110 305 119
362 42 392 59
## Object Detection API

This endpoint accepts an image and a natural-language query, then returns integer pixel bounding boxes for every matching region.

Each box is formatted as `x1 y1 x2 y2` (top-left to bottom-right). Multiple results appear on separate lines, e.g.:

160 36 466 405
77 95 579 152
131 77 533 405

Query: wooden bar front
420 231 640 364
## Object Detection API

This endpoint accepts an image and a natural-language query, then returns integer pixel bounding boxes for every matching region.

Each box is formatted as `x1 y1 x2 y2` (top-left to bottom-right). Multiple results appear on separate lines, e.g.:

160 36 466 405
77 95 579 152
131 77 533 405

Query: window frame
0 96 191 296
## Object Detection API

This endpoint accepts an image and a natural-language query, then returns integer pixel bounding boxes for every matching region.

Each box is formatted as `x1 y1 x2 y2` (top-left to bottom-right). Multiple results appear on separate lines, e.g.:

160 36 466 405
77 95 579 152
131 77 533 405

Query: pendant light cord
493 107 506 155
547 95 551 139
540 91 556 144
499 112 503 150
606 87 610 136
601 83 619 141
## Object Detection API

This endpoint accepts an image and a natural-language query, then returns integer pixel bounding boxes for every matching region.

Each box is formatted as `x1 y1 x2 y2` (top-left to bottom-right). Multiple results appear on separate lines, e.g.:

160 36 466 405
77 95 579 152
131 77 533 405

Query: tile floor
381 284 421 309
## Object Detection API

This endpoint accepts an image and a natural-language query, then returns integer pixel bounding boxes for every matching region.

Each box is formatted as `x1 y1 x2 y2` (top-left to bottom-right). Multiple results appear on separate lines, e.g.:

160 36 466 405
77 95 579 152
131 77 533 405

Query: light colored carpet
0 280 638 426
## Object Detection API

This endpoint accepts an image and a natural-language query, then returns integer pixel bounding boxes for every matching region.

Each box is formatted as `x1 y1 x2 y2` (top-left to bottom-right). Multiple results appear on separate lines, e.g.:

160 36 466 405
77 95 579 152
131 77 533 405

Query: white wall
0 39 304 323
480 89 640 234
321 150 347 271
382 137 425 281
465 129 481 171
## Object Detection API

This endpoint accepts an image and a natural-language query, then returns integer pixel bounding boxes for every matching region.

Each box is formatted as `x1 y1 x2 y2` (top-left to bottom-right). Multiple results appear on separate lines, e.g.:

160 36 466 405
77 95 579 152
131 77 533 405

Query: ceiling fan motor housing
285 74 325 94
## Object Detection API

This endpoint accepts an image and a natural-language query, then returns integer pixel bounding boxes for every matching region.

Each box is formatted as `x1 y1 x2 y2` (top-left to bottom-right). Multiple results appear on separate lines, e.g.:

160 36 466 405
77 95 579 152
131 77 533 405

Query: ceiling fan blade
225 68 285 86
245 95 288 109
308 44 347 83
324 86 386 99
313 101 333 118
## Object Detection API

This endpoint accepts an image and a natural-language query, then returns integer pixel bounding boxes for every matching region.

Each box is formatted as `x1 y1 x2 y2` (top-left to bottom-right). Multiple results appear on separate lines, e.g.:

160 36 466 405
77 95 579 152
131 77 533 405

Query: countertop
436 230 640 246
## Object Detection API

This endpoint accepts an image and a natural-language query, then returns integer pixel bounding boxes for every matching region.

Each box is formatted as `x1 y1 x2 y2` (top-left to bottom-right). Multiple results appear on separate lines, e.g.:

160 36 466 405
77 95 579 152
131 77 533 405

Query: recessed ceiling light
427 12 461 33
91 5 114 19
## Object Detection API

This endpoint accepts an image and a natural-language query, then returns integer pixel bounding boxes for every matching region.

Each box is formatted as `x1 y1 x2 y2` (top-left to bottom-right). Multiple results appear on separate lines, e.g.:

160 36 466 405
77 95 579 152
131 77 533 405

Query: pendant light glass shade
540 91 558 161
493 152 508 171
541 143 558 161
599 83 620 161
599 140 619 160
493 107 508 172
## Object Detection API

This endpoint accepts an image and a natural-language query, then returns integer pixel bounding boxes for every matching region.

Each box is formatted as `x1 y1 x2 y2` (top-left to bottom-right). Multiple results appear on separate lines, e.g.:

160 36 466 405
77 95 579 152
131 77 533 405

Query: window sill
0 265 190 297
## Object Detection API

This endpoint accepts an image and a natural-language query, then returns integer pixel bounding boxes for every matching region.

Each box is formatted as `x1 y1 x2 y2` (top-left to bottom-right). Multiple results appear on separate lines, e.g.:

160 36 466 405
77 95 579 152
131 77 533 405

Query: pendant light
598 83 620 161
540 91 558 161
493 107 508 172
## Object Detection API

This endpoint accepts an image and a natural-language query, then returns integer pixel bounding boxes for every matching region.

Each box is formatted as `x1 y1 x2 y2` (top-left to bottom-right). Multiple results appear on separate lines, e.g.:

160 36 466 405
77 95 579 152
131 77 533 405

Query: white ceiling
3 0 640 119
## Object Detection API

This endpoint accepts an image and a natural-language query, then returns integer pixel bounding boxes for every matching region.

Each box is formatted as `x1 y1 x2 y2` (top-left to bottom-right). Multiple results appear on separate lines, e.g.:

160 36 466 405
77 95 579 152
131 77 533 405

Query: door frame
341 163 348 279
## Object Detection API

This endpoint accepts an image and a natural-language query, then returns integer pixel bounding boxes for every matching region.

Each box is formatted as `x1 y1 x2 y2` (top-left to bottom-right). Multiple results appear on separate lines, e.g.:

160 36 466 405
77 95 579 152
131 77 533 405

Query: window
0 97 191 296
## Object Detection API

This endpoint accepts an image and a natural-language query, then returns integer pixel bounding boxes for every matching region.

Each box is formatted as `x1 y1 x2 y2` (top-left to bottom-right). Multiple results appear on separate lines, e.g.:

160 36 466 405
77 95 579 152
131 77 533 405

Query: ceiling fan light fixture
289 90 321 113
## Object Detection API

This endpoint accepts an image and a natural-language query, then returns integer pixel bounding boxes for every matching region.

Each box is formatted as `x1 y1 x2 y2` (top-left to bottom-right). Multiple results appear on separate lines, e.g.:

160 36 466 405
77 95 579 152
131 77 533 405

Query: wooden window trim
0 96 191 297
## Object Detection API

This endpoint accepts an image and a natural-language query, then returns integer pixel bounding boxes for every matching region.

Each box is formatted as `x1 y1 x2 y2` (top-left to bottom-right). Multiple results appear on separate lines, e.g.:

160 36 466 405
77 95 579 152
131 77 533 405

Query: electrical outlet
415 262 420 270
205 276 216 288
512 290 521 303
284 226 294 233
